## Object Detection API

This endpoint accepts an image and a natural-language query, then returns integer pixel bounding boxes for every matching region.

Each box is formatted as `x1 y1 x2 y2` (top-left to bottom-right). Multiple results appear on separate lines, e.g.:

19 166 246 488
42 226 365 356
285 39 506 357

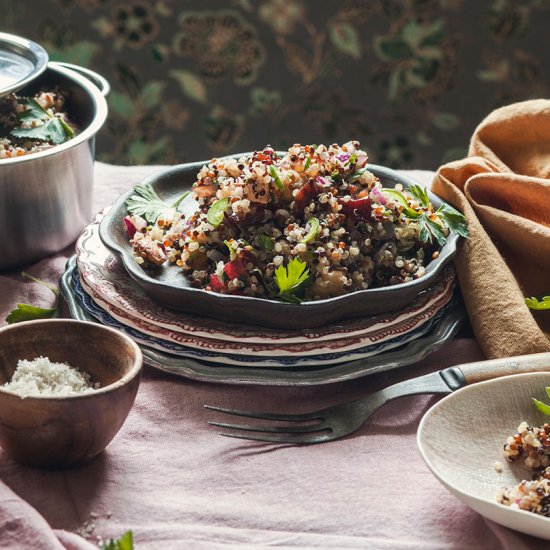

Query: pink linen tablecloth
0 163 547 549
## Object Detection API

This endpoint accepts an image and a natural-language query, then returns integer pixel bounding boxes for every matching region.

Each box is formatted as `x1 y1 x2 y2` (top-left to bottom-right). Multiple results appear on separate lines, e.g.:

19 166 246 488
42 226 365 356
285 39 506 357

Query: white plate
418 372 550 541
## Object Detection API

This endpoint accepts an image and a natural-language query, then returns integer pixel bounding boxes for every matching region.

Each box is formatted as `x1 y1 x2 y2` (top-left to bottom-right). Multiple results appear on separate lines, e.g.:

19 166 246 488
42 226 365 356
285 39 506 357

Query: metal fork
205 353 550 444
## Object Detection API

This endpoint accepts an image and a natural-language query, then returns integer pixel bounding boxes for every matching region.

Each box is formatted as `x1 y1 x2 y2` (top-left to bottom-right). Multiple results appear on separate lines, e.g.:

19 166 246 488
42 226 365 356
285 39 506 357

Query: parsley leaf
11 99 74 145
408 185 469 238
6 272 60 324
407 184 431 208
6 303 58 324
423 217 447 247
101 530 133 550
381 186 468 246
533 387 550 416
11 118 68 144
18 98 49 120
533 398 550 416
525 295 550 311
436 203 469 239
126 183 189 224
207 197 229 227
274 257 310 303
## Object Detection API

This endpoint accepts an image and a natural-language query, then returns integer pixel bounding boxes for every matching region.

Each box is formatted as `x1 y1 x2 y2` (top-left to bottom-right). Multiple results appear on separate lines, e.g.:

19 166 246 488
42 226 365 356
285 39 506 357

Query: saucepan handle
50 61 111 98
457 352 550 385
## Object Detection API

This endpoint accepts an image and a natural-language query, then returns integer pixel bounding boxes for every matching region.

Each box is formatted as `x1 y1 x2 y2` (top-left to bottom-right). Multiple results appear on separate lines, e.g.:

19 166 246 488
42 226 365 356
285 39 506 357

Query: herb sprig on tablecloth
5 272 59 324
101 530 133 550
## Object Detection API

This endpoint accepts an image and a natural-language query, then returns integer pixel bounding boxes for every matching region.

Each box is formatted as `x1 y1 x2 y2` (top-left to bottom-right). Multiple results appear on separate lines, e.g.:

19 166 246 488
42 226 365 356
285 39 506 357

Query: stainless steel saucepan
0 59 109 270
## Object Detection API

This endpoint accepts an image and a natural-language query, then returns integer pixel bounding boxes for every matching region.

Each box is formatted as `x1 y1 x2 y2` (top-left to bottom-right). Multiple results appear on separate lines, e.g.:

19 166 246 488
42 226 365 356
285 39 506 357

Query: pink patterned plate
80 275 453 357
73 270 454 367
76 211 456 346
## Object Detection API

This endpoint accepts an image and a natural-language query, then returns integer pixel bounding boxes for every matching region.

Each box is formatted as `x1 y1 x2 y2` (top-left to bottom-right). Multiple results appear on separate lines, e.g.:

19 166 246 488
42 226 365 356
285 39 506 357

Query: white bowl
417 372 550 540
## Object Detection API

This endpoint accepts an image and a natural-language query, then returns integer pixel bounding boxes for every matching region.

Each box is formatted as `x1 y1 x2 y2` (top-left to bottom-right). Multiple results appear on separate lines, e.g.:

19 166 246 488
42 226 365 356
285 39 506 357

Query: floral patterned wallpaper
3 0 549 168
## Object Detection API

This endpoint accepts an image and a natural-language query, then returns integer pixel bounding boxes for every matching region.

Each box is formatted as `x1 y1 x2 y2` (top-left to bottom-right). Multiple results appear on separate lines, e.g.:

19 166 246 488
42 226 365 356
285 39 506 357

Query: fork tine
219 431 331 445
208 420 326 434
204 404 322 422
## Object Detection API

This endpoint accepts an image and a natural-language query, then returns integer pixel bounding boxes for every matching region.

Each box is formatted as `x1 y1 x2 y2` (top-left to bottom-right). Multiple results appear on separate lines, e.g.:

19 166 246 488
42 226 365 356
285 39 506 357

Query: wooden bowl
0 319 142 469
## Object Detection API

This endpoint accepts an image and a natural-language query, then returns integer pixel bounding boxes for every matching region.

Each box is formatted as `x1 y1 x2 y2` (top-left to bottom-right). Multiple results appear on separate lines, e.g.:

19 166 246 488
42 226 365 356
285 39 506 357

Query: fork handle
453 352 550 385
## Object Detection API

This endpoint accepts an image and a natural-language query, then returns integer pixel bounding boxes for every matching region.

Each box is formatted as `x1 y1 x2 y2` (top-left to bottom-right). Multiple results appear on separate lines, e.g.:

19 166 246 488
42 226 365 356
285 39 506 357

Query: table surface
0 163 546 550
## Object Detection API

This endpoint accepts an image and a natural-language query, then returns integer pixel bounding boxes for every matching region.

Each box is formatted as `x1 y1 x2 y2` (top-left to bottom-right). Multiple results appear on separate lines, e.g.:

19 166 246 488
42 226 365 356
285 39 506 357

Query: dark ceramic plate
99 158 459 329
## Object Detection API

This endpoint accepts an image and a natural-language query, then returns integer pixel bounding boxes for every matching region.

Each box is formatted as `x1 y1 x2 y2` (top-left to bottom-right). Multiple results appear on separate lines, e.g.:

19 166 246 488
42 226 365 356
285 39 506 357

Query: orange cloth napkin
432 99 550 358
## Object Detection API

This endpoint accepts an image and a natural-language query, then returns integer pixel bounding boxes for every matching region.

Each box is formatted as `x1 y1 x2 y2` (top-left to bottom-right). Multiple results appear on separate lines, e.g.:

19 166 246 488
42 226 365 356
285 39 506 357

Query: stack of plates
61 213 465 385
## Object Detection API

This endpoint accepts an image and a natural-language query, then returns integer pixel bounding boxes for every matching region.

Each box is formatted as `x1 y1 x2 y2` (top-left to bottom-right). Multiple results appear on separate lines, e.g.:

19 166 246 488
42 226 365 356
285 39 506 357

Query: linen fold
432 99 550 358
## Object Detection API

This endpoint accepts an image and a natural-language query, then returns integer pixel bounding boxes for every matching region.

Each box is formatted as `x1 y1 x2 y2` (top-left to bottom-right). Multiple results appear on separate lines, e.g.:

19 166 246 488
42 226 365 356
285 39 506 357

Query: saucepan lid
0 32 48 98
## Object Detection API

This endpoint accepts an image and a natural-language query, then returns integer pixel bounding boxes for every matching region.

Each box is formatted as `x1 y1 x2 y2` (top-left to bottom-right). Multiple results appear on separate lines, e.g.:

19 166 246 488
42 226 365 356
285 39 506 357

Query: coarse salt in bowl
0 319 142 469
3 356 100 398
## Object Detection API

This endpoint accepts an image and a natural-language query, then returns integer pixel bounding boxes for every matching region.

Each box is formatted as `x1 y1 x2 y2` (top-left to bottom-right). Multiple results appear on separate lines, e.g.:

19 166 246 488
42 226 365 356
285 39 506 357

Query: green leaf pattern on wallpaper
5 0 548 167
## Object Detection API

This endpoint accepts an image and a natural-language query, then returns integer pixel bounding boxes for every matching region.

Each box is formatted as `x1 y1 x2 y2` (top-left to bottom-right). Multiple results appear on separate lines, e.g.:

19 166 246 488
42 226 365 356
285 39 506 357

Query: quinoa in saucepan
124 142 463 302
0 90 77 159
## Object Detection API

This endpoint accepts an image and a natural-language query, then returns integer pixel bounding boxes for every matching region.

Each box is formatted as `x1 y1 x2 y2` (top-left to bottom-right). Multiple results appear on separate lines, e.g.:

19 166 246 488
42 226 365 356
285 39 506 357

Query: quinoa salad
124 142 467 303
497 421 550 517
0 89 77 159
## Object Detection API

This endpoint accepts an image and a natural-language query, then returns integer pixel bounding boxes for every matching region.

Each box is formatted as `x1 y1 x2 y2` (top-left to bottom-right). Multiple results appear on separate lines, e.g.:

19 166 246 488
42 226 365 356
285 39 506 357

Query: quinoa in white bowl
123 142 467 303
497 421 550 517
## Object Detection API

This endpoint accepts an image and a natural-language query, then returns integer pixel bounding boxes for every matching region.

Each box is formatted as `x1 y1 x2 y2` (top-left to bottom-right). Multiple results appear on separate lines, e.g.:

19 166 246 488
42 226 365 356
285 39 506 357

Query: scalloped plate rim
98 159 460 329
